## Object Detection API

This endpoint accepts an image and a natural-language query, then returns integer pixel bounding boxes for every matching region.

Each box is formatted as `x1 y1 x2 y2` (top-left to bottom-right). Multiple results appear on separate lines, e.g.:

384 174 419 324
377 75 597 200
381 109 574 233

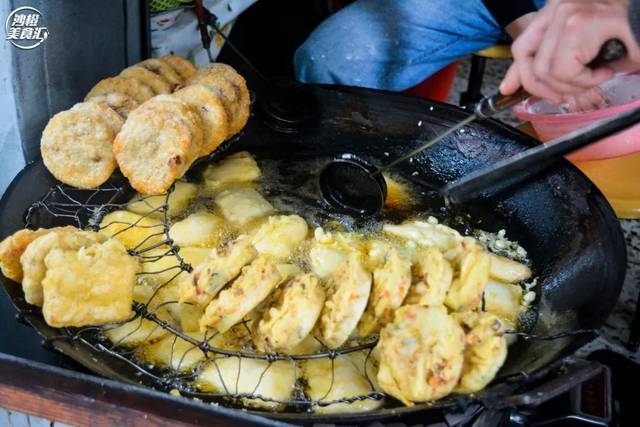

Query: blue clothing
295 0 545 91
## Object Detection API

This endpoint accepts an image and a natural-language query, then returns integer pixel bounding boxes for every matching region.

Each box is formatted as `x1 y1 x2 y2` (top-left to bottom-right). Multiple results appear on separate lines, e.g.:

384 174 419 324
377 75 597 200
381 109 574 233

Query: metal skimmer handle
475 39 627 119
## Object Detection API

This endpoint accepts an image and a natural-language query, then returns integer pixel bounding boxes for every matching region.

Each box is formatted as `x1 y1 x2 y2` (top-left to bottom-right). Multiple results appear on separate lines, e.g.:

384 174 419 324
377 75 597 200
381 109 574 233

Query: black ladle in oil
317 93 520 216
319 39 627 216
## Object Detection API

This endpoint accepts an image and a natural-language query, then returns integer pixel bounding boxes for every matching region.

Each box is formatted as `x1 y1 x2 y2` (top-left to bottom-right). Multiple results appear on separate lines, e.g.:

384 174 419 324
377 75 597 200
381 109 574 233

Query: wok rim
0 85 627 423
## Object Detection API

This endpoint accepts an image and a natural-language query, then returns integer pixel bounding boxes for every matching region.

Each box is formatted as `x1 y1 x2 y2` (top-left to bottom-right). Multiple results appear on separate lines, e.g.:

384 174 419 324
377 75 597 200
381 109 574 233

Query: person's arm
500 0 640 104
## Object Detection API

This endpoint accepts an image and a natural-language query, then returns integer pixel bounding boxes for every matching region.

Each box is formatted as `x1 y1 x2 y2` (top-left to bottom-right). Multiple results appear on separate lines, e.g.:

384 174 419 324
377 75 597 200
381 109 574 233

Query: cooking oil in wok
254 154 439 233
132 151 538 412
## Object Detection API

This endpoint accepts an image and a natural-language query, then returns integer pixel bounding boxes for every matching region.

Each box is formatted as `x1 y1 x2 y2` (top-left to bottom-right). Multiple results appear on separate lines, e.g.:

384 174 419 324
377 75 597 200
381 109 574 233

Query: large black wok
0 84 627 425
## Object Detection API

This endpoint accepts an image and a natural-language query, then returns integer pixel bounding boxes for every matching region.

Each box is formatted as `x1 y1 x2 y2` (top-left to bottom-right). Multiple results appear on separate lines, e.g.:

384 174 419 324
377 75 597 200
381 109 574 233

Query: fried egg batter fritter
196 357 296 410
127 181 198 218
200 257 282 333
253 273 325 352
489 252 532 284
308 228 366 279
138 331 209 372
454 312 508 394
383 218 463 261
251 215 309 260
169 211 226 248
405 247 453 307
319 252 372 349
99 210 164 251
358 243 411 336
0 228 59 283
201 151 262 193
21 228 106 306
445 237 491 312
214 187 274 226
376 305 465 405
42 238 138 327
303 354 383 413
179 235 257 308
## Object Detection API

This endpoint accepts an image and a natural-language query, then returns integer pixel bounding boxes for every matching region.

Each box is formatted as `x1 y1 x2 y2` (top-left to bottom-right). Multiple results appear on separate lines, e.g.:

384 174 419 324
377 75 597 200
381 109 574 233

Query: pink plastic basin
513 73 640 161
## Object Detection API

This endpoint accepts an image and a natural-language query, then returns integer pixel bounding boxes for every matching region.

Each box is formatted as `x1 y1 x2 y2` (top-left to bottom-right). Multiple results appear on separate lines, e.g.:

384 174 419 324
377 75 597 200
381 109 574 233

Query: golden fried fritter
251 215 308 260
214 187 274 226
202 151 262 194
138 331 209 372
483 279 524 322
405 247 453 307
101 276 173 347
120 65 172 94
41 110 116 189
0 228 60 283
196 357 296 409
376 305 465 405
41 238 138 327
169 211 226 248
21 228 106 306
172 84 229 156
454 312 508 394
253 273 325 352
319 252 372 348
103 316 170 348
186 73 246 137
445 238 491 312
85 93 139 119
127 181 198 218
160 55 197 80
140 246 210 287
113 106 194 195
200 257 281 333
193 63 250 135
85 76 154 104
138 95 204 163
99 210 165 251
358 243 411 336
308 228 366 280
383 218 463 261
138 58 183 87
179 235 257 308
303 354 383 414
489 253 532 283
70 101 124 134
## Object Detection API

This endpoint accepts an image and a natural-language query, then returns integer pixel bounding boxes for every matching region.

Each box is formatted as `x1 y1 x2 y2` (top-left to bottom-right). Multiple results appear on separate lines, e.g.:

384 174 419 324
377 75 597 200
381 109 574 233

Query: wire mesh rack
22 180 387 413
16 170 601 416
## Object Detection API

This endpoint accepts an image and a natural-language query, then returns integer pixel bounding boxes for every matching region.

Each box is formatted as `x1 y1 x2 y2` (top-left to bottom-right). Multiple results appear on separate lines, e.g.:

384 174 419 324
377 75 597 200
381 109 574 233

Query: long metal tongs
383 39 627 173
442 104 640 203
318 39 628 215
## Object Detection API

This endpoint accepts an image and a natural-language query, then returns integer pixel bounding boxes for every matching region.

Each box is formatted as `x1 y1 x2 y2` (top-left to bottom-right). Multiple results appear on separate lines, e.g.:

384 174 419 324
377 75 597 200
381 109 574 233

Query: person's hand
500 0 640 105
561 86 609 112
